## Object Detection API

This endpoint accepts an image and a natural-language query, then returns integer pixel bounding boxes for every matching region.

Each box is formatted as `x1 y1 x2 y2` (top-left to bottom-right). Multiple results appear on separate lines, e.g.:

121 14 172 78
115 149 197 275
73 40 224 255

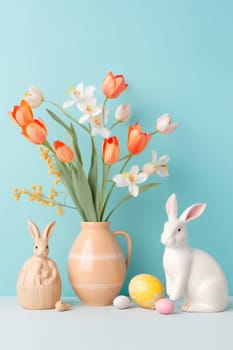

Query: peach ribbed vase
68 222 131 306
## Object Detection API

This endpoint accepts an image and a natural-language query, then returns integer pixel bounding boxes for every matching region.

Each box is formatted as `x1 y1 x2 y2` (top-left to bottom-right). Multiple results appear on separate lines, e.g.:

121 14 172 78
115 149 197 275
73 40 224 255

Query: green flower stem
99 164 111 215
43 140 54 153
100 154 132 221
104 197 130 221
44 100 90 134
118 153 131 162
99 157 106 216
104 182 160 221
102 97 108 124
150 130 159 136
117 153 132 179
101 160 105 200
56 191 72 207
56 203 76 209
109 121 120 131
99 97 109 215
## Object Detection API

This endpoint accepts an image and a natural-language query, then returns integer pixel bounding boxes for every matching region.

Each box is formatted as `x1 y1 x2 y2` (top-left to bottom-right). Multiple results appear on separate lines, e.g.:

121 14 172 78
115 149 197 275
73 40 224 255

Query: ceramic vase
68 222 131 306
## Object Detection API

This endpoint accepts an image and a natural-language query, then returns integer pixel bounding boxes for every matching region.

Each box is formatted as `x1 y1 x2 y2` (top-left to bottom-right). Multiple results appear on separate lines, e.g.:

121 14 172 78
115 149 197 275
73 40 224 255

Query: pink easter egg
156 298 174 314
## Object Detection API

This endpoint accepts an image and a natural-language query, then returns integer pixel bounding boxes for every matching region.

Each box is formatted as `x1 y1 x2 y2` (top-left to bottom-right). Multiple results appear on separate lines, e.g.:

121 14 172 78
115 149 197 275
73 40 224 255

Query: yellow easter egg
128 274 165 309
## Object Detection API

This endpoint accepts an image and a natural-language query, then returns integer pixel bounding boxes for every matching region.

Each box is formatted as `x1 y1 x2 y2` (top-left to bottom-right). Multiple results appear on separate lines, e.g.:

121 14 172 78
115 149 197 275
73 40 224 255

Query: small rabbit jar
161 194 228 312
17 221 62 310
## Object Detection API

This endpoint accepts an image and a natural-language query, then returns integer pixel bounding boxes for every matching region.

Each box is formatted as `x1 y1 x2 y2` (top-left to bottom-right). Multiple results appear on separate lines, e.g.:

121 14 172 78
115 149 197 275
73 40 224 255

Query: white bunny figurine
161 194 228 312
17 221 62 309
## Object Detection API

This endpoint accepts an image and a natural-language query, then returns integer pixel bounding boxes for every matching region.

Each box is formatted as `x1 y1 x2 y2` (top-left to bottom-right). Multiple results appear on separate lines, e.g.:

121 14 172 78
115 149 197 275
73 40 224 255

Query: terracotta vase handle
113 230 132 270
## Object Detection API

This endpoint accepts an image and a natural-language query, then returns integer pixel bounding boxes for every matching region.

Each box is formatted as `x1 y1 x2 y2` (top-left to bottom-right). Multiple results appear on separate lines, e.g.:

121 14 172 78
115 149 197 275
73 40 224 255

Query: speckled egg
113 295 130 309
128 274 165 309
156 298 174 314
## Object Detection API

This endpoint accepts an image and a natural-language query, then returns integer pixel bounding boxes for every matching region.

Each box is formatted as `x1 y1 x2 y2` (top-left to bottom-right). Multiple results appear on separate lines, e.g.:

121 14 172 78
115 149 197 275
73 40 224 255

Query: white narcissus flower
115 104 131 122
24 86 44 108
156 113 178 134
89 109 110 138
113 165 148 197
78 102 102 124
63 83 95 109
143 150 169 177
78 100 110 138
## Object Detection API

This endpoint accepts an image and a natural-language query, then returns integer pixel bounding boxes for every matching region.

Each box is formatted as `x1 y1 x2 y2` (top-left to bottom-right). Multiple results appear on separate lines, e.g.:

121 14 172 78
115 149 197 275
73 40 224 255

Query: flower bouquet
9 72 177 222
9 72 178 305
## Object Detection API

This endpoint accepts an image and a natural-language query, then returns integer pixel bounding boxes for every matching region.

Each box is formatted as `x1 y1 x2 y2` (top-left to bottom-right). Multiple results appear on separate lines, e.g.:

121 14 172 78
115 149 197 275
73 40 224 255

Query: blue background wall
1 0 233 296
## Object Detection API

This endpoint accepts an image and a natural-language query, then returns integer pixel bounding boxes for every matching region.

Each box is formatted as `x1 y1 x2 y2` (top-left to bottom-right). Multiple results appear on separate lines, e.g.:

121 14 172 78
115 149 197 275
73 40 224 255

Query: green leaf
46 110 83 165
71 164 97 222
46 109 96 221
54 159 87 221
88 137 100 220
67 123 83 166
104 183 160 221
46 109 70 132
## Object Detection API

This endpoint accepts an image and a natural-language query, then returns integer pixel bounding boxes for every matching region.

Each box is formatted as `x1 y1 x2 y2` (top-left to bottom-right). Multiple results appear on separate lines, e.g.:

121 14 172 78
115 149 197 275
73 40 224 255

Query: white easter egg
113 295 130 309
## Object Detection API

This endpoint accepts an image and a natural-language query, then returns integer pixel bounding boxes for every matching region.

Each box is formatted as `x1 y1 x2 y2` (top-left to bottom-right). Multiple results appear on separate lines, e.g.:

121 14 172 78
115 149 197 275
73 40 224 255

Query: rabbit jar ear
166 193 178 220
42 221 56 240
180 203 206 222
28 221 41 240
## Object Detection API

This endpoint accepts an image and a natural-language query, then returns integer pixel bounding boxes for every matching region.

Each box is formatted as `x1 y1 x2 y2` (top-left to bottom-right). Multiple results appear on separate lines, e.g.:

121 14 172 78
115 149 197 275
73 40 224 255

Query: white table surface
0 297 232 350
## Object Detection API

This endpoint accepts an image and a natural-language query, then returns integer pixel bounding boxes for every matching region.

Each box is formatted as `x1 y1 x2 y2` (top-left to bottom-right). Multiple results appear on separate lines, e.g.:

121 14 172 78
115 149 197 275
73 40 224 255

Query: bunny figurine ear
42 221 56 240
180 203 206 223
28 221 40 240
166 193 178 220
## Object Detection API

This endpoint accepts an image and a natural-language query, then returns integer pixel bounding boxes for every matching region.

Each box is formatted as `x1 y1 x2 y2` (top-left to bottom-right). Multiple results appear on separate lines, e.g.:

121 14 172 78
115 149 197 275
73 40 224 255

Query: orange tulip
54 141 74 163
102 72 128 99
22 119 47 144
102 136 120 164
127 122 152 155
8 100 33 127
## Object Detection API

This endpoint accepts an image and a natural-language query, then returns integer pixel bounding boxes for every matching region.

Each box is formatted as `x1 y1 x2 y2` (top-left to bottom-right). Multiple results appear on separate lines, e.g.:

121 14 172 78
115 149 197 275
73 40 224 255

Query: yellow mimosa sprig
12 186 75 215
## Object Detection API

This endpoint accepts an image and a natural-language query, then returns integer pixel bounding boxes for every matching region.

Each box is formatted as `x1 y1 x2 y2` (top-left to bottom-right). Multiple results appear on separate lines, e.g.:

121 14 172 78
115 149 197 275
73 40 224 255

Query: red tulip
22 119 47 144
102 72 128 99
102 136 120 164
8 100 33 127
54 141 74 163
127 122 152 155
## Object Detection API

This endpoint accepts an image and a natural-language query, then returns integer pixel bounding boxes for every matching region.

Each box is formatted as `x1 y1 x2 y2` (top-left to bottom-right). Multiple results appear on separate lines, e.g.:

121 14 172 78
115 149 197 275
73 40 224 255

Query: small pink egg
156 298 174 314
